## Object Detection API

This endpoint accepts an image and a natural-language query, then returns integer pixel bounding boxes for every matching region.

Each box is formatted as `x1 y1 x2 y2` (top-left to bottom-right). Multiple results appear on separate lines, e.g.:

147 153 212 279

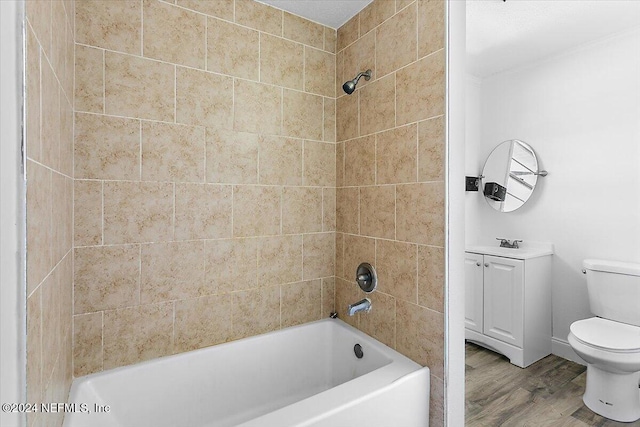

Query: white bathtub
64 318 430 427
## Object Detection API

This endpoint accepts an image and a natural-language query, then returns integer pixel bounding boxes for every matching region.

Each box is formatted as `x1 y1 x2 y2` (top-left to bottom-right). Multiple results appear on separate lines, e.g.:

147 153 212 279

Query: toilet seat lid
570 317 640 352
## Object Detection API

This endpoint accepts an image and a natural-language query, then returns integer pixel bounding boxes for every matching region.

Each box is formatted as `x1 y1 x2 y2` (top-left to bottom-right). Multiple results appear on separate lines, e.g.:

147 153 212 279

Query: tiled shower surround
334 0 446 423
24 0 445 426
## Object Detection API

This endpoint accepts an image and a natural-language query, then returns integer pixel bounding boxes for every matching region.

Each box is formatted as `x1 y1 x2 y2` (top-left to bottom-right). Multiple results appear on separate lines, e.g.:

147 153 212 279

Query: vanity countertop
466 244 554 260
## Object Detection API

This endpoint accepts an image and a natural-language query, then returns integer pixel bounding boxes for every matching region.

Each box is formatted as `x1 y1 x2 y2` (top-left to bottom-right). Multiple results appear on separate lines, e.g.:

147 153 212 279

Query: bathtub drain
354 344 364 359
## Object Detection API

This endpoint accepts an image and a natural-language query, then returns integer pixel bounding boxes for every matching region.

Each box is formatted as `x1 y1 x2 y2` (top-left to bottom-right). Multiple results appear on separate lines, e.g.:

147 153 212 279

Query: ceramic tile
336 187 359 235
324 27 337 53
359 73 396 135
103 181 174 244
50 173 72 265
75 0 141 55
396 182 444 246
177 0 234 20
176 66 233 129
396 299 444 377
337 14 359 52
235 0 282 36
397 0 415 12
207 17 259 80
26 288 42 403
205 238 258 293
376 239 417 303
143 0 206 69
376 123 418 184
281 280 322 327
282 89 323 140
304 141 336 187
59 97 74 178
336 142 344 187
26 25 40 163
323 187 336 232
323 98 336 142
206 129 259 184
26 0 51 62
174 183 232 240
336 92 359 142
74 180 102 246
74 112 140 180
41 271 60 386
105 52 174 121
303 233 335 280
26 160 51 294
360 0 396 36
430 375 445 426
41 60 60 171
418 245 444 313
334 277 361 328
258 136 302 185
103 302 174 370
174 294 233 352
360 186 395 239
342 234 375 282
73 312 103 377
396 49 445 126
233 185 281 237
60 253 73 336
141 241 205 303
257 235 303 286
74 245 140 314
321 277 336 317
282 187 323 234
418 115 445 181
75 44 103 114
335 233 344 279
344 135 375 186
418 0 445 58
260 34 304 90
375 3 417 78
283 12 324 49
341 31 375 92
232 286 280 339
359 290 396 349
233 79 282 135
142 121 205 182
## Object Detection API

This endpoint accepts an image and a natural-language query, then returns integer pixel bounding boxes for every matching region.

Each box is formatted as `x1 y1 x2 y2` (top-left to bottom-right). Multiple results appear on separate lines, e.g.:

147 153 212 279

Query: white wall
465 28 640 359
1 1 26 426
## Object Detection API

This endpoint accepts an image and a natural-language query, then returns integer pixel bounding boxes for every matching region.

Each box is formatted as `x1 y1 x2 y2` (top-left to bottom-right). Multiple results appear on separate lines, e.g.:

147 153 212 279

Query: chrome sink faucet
497 238 523 249
347 298 372 316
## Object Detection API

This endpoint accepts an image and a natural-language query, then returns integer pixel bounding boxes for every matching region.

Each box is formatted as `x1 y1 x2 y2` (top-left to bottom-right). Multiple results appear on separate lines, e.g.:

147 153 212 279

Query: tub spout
347 298 372 316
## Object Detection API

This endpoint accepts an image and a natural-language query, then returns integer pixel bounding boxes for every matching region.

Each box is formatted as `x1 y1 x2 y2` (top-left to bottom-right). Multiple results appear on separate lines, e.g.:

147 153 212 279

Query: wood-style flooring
465 342 640 427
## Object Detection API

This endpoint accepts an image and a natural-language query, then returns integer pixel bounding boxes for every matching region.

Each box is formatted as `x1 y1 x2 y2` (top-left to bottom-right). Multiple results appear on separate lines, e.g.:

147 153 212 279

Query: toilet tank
583 259 640 327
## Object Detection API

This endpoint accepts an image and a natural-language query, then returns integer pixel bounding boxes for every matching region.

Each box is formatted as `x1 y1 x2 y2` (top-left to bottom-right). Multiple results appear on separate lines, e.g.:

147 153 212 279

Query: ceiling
467 0 640 77
258 0 373 29
256 0 640 75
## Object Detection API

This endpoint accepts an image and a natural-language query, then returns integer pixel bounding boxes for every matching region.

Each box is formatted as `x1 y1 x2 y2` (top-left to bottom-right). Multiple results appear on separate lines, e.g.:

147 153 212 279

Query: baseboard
552 337 586 366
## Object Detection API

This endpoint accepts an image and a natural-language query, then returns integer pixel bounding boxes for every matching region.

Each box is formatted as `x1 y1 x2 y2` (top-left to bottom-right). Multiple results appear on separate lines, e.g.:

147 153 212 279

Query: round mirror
482 140 544 212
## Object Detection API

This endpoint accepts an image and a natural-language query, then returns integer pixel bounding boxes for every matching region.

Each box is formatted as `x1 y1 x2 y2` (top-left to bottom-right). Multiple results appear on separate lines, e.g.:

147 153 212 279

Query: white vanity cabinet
465 245 553 368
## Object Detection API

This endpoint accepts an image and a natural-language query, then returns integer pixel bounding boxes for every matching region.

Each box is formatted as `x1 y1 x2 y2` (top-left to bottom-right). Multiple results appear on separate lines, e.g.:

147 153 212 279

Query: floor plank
465 342 640 426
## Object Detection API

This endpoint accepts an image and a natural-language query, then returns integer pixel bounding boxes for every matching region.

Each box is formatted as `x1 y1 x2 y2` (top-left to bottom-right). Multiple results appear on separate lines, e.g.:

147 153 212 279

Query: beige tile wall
334 0 446 425
73 0 337 377
25 0 75 426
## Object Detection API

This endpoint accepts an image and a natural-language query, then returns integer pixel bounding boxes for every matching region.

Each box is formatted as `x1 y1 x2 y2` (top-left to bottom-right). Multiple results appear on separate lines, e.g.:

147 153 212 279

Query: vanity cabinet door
483 255 524 347
464 252 484 333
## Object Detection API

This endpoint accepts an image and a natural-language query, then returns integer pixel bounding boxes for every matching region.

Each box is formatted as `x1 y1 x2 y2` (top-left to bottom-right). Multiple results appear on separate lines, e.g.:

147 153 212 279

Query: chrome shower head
342 69 372 95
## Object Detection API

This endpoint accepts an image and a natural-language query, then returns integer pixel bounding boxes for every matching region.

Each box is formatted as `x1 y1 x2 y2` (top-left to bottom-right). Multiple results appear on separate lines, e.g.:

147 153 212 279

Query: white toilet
568 259 640 423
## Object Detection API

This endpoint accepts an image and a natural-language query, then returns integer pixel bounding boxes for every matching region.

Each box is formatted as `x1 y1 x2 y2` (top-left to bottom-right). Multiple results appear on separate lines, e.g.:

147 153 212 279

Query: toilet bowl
568 317 640 422
568 259 640 423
